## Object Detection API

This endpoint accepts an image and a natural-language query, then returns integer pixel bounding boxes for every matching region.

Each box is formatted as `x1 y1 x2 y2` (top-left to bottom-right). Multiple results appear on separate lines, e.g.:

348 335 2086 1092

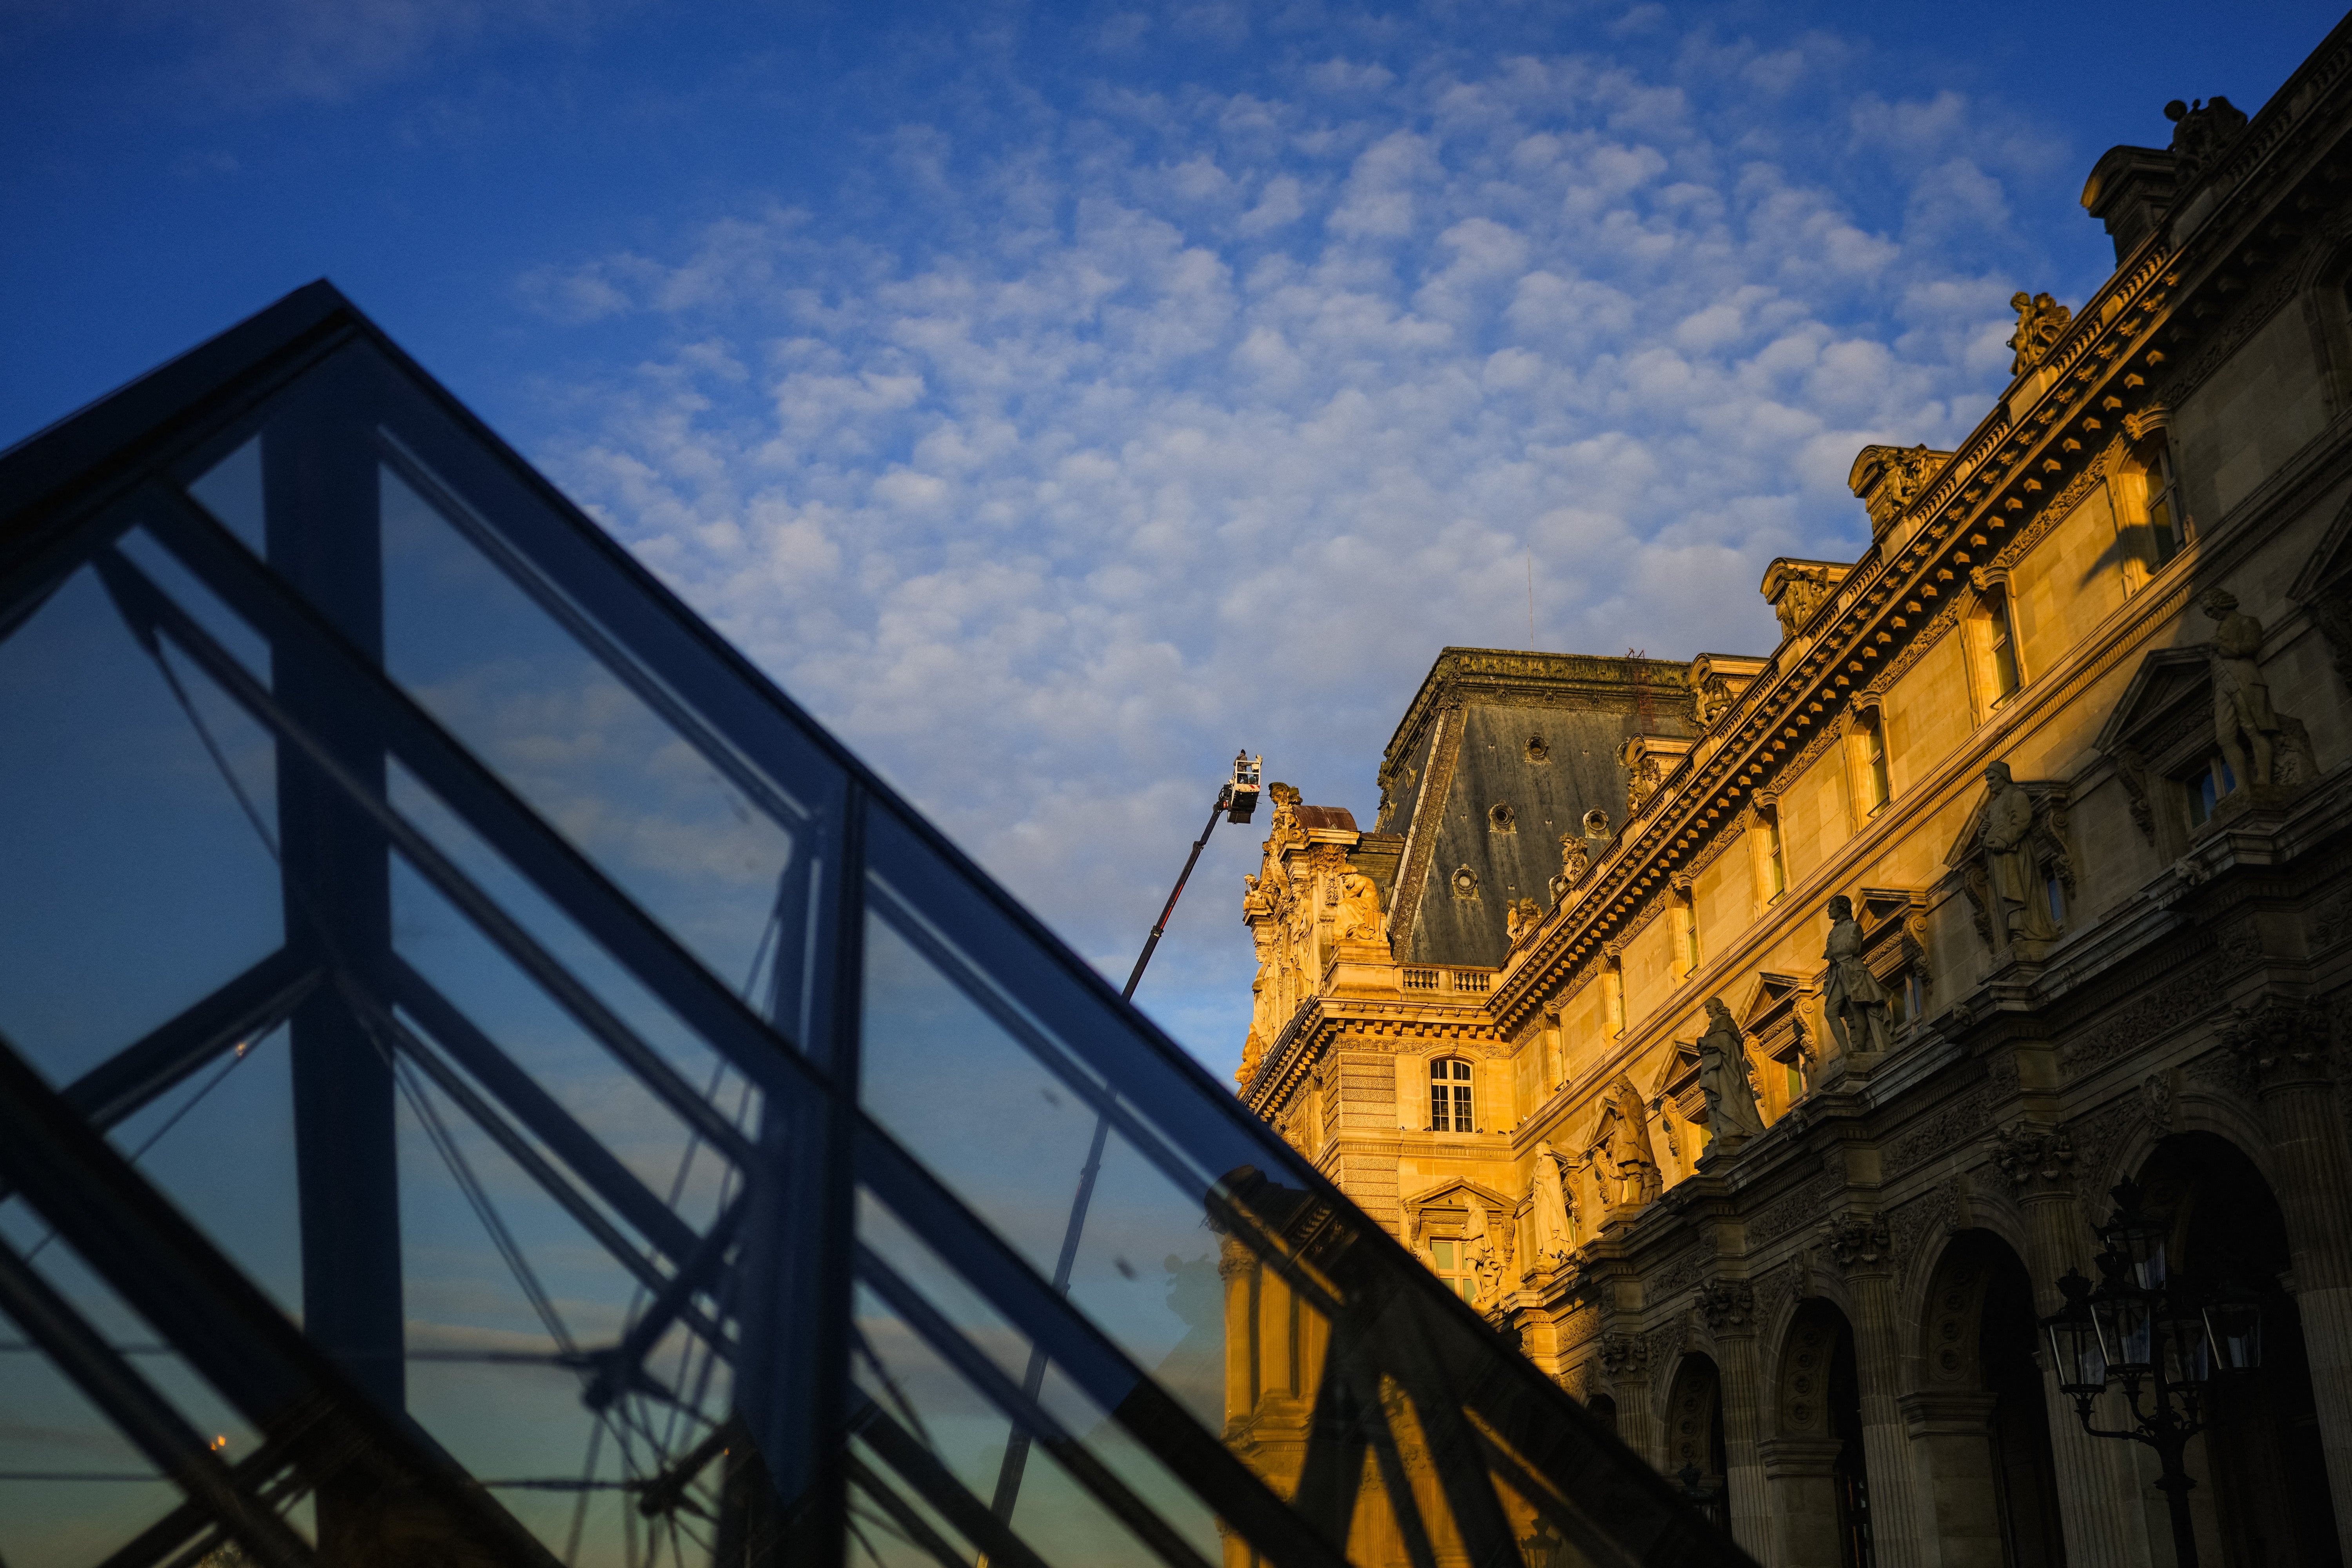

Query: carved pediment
2288 489 2352 603
1942 780 2074 876
1737 971 1803 1033
1402 1177 1516 1216
1403 1178 1517 1249
1855 887 1927 938
1648 1039 1705 1123
2093 648 2214 764
1737 971 1812 1066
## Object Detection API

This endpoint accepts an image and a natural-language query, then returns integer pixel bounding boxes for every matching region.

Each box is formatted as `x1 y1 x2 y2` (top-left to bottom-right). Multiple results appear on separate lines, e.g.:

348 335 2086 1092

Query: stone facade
1231 17 2352 1568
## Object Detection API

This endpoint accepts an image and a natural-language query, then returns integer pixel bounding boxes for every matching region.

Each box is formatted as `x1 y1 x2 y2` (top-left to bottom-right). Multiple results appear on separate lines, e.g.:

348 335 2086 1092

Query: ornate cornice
1490 97 2352 1033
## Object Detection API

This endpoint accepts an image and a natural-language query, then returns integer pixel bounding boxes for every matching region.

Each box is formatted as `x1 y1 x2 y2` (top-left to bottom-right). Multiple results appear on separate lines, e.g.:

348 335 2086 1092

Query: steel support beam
0 1026 560 1566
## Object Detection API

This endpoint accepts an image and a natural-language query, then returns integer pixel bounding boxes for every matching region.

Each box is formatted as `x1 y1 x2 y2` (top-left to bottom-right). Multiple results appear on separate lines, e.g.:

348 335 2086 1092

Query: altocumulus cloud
518 18 2087 1070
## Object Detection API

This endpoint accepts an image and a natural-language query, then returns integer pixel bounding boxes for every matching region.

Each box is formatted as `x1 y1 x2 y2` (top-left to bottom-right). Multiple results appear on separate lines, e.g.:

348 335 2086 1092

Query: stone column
1599 1331 1660 1470
2225 996 2352 1562
1897 1390 2000 1568
1219 1234 1257 1437
1757 1436 1845 1568
1826 1213 1925 1568
1994 1122 2153 1568
1700 1280 1772 1563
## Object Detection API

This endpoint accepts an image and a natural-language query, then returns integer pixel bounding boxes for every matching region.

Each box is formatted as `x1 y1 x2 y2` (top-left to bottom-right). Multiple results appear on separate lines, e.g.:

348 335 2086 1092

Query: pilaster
1993 1121 2154 1568
1699 1278 1771 1561
2222 994 2352 1563
1825 1212 1924 1568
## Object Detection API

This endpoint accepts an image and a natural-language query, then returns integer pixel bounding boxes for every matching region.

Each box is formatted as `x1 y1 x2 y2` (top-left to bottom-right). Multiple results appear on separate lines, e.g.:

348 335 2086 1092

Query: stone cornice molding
1485 71 2352 1033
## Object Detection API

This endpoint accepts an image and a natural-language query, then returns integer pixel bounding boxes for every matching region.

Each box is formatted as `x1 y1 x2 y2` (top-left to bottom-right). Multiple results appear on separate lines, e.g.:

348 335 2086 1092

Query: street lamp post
2040 1179 2263 1568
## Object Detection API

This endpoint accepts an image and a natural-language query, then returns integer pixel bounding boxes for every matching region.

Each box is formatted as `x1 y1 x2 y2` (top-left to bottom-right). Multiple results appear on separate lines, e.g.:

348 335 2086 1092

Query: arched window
1429 1058 1473 1131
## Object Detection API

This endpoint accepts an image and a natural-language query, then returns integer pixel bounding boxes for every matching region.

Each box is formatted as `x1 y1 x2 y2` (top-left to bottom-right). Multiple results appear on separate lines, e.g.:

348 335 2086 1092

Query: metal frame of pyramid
0 284 1746 1568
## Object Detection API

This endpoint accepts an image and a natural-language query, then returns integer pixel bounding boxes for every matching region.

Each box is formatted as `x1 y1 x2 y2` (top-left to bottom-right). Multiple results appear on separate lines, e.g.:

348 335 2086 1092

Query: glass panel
0 1220 284 1566
0 561 284 1089
185 434 266 555
0 304 1756 1568
379 460 805 1002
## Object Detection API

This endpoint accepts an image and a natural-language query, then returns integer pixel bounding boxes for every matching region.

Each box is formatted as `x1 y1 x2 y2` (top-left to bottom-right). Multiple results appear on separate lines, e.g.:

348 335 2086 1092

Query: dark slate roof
1374 649 1702 969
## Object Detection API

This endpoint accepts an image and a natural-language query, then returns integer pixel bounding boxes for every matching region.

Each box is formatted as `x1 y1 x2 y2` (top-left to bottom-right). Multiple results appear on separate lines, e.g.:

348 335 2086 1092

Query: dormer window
1429 1058 1474 1131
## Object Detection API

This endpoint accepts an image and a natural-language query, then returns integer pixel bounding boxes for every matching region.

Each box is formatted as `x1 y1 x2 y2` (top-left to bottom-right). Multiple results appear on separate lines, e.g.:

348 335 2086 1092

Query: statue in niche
2006 291 2073 376
1529 1142 1576 1264
1697 996 1766 1142
1821 895 1895 1057
1977 761 2058 946
2202 588 2286 789
1550 834 1591 906
1335 869 1385 943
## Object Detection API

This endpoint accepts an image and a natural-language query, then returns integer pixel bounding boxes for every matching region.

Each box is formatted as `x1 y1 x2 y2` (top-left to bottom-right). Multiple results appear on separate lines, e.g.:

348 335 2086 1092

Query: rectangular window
1864 711 1891 809
1765 813 1787 900
1786 1062 1805 1100
1429 1238 1479 1303
1987 589 2021 701
1430 1059 1472 1131
2148 444 2184 566
1685 913 1702 975
2185 755 2239 828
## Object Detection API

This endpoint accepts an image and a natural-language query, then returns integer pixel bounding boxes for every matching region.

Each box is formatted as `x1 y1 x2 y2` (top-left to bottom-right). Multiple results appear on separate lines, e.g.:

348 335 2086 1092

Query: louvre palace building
1229 14 2352 1568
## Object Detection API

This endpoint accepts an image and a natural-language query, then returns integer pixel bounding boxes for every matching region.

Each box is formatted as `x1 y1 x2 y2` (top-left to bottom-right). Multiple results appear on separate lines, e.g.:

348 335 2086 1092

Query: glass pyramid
0 283 1747 1568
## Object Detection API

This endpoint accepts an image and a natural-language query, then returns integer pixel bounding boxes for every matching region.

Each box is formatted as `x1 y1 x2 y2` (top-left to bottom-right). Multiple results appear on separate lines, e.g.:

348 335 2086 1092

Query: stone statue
1771 564 1835 638
1821 895 1895 1056
1979 760 2058 945
2202 588 2283 789
1625 753 1662 814
2167 96 2249 176
1529 1141 1576 1264
1506 895 1542 947
1550 834 1590 906
2007 291 2072 376
1592 1076 1660 1206
1696 996 1765 1141
1463 1200 1495 1298
1693 673 1733 726
1335 869 1385 942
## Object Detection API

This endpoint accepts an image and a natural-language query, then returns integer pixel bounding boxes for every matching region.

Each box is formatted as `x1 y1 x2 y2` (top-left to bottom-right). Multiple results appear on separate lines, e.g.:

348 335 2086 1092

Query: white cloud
522 27 2082 1077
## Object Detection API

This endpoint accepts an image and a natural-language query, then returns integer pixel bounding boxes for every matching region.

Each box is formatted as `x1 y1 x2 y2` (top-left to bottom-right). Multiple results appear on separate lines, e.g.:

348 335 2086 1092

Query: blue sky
6 0 2344 1078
